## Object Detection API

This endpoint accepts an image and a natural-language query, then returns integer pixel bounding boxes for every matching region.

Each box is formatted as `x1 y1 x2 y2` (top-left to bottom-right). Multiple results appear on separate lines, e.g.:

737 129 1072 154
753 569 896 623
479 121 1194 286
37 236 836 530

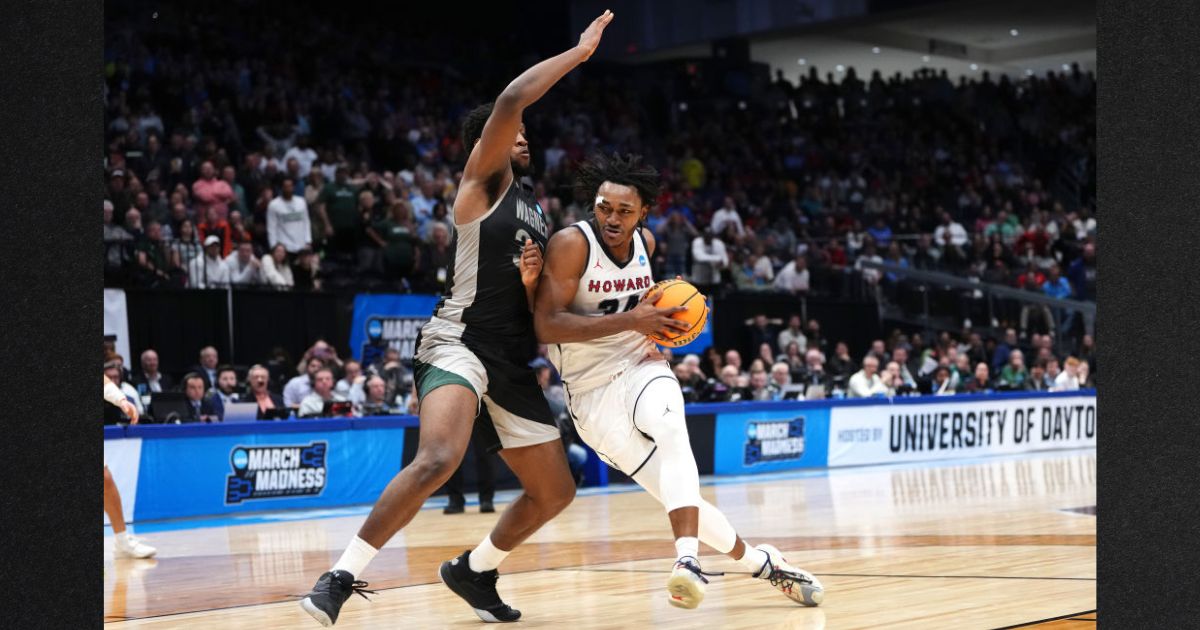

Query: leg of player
300 384 477 627
626 378 713 609
105 465 156 559
440 439 575 623
631 459 825 607
630 377 824 607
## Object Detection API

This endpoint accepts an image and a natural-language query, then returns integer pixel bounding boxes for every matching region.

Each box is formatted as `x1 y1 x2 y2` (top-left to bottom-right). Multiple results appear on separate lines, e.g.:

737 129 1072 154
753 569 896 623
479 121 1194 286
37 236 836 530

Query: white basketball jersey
548 220 656 393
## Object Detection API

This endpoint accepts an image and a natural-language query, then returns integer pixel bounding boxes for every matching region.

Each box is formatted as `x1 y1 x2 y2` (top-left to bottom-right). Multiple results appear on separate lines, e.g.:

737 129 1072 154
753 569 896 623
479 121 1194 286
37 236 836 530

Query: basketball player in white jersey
103 375 157 559
535 154 824 609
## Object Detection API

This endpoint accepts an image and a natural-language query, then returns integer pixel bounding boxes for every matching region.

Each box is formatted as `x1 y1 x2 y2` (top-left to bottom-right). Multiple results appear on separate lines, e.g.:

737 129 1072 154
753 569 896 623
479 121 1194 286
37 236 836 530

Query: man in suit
183 372 223 422
131 348 174 393
212 365 241 408
190 346 220 391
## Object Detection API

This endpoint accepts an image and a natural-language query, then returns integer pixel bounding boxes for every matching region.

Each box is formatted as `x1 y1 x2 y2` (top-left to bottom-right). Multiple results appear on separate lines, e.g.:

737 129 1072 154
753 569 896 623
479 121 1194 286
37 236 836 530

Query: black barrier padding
122 288 352 375
688 414 717 476
125 288 232 374
231 289 349 368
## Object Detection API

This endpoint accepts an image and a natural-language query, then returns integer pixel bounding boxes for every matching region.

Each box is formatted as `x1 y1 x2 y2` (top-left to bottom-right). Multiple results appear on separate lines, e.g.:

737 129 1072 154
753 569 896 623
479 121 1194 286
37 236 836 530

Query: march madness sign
348 294 442 367
744 417 806 466
226 442 328 504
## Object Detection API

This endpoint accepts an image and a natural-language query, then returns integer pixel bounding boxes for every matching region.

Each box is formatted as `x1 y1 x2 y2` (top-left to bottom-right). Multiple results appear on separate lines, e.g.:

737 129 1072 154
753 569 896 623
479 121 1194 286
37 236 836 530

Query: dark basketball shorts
413 316 558 452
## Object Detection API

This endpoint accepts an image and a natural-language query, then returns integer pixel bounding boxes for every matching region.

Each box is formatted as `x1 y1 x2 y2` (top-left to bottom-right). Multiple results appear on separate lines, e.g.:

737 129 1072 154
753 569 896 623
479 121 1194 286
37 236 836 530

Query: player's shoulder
548 223 589 250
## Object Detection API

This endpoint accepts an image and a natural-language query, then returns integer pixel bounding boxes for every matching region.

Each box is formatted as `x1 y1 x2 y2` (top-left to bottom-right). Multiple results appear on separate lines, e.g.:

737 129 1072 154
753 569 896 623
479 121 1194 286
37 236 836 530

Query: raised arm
534 228 689 344
456 10 614 223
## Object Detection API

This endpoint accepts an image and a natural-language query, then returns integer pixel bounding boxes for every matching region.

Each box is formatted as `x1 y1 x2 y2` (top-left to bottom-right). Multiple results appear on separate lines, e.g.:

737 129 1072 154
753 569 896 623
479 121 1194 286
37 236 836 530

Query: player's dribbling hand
577 9 614 61
519 238 543 288
119 399 140 424
629 287 691 337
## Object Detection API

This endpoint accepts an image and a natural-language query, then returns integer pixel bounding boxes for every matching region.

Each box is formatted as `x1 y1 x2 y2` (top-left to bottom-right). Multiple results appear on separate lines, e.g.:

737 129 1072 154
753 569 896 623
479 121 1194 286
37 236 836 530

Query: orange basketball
643 279 709 347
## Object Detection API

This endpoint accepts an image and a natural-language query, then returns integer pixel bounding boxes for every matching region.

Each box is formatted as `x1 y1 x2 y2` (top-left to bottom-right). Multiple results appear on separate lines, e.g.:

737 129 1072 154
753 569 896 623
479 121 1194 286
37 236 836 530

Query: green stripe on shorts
413 358 477 400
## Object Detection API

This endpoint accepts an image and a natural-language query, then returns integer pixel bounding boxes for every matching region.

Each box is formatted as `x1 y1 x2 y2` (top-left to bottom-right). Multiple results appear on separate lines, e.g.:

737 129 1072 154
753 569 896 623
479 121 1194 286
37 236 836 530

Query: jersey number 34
599 295 639 315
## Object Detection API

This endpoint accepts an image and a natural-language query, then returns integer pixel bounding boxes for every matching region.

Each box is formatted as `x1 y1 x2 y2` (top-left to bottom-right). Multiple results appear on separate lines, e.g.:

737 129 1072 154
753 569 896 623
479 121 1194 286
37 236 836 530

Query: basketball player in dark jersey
300 10 615 627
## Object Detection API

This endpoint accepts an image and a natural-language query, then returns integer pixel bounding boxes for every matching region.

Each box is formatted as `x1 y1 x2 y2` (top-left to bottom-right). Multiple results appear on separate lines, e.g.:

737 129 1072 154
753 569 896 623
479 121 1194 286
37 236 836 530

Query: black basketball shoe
299 570 375 627
438 550 521 622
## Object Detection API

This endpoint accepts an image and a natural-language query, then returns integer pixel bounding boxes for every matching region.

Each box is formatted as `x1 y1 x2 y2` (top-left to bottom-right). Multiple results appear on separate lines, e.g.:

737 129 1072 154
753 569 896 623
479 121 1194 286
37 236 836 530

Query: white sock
331 536 379 578
737 545 772 577
468 536 510 573
115 531 131 544
675 536 699 563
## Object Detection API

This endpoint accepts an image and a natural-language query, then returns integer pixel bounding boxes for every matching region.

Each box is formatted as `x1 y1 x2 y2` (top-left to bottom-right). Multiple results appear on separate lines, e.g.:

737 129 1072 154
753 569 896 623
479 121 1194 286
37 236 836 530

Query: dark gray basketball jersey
431 180 549 359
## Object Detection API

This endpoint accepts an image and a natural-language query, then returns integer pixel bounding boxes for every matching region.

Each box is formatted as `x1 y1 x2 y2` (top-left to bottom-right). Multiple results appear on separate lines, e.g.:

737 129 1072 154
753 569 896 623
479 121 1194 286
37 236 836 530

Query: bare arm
456 10 614 224
534 229 689 344
519 238 543 312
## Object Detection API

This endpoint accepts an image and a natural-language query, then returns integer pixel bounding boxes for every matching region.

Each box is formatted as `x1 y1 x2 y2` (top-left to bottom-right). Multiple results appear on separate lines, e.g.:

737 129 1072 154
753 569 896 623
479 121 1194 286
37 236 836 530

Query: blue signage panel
133 426 405 521
713 407 830 475
348 293 442 365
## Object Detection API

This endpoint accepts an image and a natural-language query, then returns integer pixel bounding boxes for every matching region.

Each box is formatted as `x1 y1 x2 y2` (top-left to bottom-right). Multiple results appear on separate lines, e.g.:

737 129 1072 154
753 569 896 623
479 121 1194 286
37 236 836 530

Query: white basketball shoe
752 544 823 606
114 533 157 559
666 556 716 609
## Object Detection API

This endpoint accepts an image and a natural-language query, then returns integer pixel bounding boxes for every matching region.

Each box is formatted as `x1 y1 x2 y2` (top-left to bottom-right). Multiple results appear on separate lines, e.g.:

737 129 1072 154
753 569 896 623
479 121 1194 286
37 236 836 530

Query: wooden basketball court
104 449 1095 629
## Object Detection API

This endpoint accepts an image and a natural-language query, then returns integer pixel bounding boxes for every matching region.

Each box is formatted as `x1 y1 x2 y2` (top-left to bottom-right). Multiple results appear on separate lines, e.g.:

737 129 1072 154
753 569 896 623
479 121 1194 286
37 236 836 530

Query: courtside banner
103 437 142 525
713 406 830 474
132 425 405 521
348 293 442 366
828 392 1096 467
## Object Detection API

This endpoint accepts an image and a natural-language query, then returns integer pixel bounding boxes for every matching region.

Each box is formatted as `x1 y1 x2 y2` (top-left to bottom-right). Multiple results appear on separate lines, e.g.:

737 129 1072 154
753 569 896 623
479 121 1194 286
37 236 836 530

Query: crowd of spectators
103 9 1095 303
102 338 419 424
665 312 1094 403
103 309 1095 427
101 8 1096 409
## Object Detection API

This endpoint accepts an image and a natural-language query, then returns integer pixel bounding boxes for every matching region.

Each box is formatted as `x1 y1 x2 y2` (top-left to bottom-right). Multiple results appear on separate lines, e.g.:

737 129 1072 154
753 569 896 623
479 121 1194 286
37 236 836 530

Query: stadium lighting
1010 28 1019 36
1062 63 1071 71
835 64 845 73
872 47 880 54
922 55 930 63
1025 68 1034 76
969 63 979 71
797 58 807 65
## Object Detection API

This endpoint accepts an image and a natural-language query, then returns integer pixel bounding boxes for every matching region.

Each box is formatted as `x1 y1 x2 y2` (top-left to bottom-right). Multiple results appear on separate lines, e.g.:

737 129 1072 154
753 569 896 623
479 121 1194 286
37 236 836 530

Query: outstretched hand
577 9 614 61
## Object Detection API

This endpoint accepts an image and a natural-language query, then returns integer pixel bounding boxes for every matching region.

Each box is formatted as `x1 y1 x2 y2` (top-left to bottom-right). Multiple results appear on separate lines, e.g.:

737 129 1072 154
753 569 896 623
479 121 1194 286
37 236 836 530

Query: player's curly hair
461 102 494 149
574 152 660 208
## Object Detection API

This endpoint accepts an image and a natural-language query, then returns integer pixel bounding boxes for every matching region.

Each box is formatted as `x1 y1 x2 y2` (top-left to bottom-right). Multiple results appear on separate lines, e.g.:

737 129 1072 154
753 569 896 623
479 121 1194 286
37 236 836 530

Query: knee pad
631 377 699 512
